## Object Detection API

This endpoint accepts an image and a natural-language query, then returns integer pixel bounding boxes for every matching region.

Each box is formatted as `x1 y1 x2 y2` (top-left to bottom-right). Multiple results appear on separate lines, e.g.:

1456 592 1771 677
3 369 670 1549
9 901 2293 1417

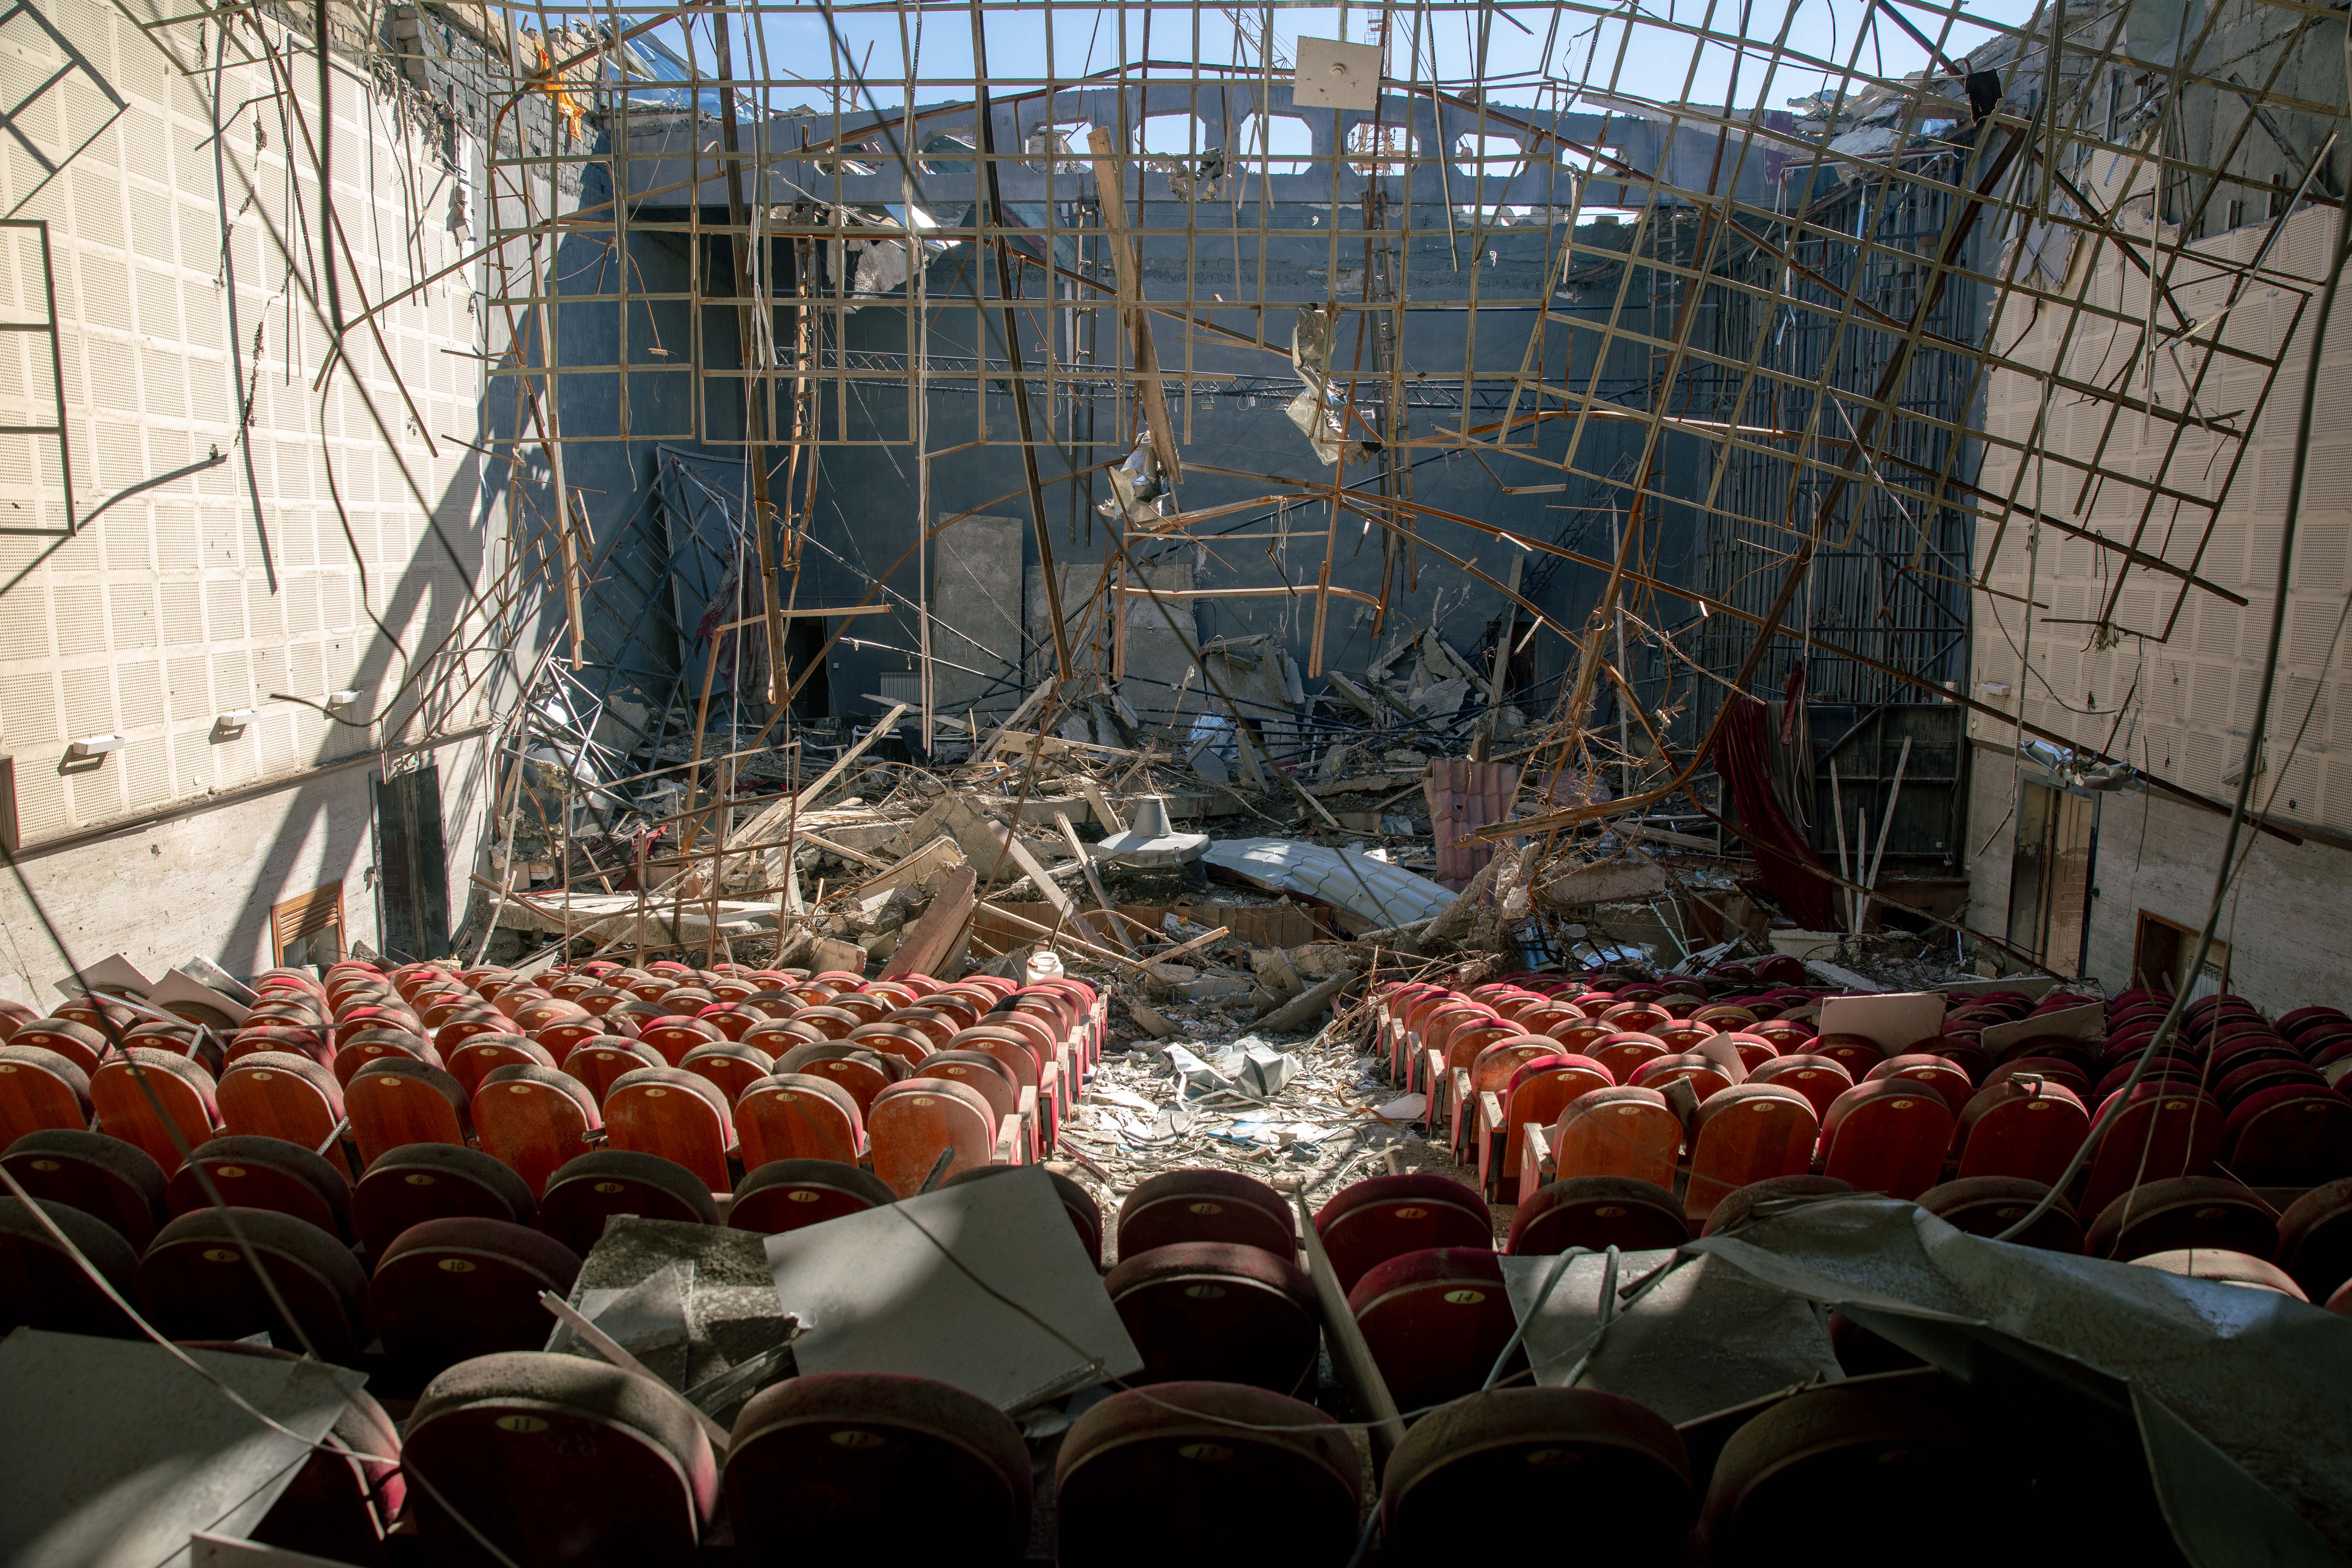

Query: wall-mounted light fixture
67 734 125 759
216 709 257 730
324 690 362 712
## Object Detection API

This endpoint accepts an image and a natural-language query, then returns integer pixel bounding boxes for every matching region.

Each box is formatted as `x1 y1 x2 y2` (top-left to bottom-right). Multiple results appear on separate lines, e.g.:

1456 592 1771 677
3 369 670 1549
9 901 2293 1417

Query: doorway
375 763 451 962
2132 910 2231 998
2005 779 2098 977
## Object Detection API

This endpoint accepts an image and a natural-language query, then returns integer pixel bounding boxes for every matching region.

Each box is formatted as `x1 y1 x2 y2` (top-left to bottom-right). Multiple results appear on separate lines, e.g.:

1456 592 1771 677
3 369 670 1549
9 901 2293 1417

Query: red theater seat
726 1158 896 1236
404 1352 719 1566
1106 1241 1320 1394
167 1135 352 1241
724 1373 1030 1564
137 1206 369 1363
1382 1388 1693 1554
1349 1247 1519 1413
1313 1173 1492 1292
370 1216 583 1372
2 1128 165 1248
1055 1384 1360 1567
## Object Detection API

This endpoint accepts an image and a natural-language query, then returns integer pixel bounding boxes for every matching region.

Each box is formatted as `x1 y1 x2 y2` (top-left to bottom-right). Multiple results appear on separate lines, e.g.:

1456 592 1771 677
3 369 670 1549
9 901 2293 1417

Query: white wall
1962 145 2352 1001
1963 749 2352 1009
0 0 507 991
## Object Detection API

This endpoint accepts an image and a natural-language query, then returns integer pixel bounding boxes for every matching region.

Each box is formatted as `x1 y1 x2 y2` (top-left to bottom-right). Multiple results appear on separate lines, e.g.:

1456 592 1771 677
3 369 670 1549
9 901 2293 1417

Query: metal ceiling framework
103 0 2352 942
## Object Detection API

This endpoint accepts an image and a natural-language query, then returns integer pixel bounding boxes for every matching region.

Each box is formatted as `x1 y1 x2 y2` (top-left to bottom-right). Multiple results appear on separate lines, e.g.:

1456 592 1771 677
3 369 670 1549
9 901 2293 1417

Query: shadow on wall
3 445 504 983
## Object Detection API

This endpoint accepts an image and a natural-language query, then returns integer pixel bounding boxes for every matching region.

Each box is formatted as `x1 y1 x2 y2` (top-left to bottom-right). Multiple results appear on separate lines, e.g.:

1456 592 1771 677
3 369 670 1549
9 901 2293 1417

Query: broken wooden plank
1150 924 1232 964
728 703 910 852
1055 812 1135 953
974 686 1050 763
1077 776 1126 833
882 865 978 978
981 902 1160 976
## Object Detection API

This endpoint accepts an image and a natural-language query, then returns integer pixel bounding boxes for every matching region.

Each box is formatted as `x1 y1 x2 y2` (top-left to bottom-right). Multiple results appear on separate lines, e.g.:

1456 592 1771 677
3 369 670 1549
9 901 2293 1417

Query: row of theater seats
1093 1160 2352 1424
0 955 1108 1206
370 1360 2189 1566
1369 969 2352 1227
126 1348 2171 1567
17 1157 2262 1566
0 1130 1105 1374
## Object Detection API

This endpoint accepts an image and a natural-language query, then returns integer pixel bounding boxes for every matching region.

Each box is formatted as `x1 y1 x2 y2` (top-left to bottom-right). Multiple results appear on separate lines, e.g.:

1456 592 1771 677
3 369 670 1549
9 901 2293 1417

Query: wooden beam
728 702 909 851
1149 923 1232 964
974 685 1050 764
1055 811 1135 953
1077 776 1125 833
981 901 1160 976
1086 126 1182 484
882 865 978 978
714 604 891 633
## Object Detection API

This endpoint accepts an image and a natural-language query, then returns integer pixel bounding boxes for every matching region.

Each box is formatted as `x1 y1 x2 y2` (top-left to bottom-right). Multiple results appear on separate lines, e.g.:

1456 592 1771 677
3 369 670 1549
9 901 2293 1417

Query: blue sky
622 0 2049 124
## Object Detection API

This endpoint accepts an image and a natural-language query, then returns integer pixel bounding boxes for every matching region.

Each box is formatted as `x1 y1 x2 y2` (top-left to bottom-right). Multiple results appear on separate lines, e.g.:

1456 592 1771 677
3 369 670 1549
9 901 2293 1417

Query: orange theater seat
471 1064 602 1196
1547 1086 1681 1191
90 1048 219 1175
344 1058 471 1168
0 1045 93 1146
1821 1079 1954 1200
602 1067 736 1193
866 1077 998 1197
1683 1083 1820 1226
216 1053 345 1150
735 1074 867 1169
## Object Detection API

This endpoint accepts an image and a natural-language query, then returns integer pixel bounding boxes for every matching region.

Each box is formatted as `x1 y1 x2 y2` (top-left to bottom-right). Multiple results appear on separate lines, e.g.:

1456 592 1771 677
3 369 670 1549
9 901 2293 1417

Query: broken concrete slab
1534 854 1670 907
808 936 868 975
854 833 968 900
1252 945 1306 999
